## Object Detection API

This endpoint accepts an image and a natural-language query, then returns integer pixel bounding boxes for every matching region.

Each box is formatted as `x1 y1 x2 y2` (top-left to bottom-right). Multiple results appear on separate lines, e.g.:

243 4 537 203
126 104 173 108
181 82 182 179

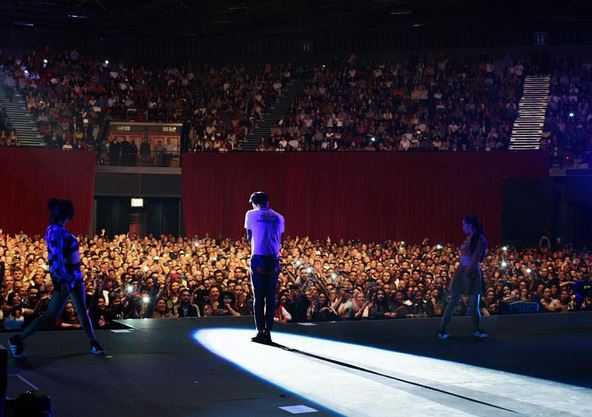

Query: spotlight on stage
194 328 592 417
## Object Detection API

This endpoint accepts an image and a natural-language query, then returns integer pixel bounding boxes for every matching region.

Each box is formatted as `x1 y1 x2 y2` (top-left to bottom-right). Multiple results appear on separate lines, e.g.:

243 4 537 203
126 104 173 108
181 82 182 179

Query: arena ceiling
1 0 592 38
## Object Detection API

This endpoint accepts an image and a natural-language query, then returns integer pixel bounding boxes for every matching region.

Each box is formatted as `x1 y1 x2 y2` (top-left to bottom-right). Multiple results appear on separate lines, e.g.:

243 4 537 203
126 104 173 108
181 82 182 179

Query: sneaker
437 330 450 340
90 340 106 355
473 328 488 338
251 332 266 343
8 335 26 359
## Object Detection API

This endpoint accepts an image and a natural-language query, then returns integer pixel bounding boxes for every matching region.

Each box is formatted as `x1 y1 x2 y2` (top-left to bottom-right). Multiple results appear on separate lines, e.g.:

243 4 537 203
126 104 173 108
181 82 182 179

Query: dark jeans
250 255 280 332
440 292 481 331
19 280 96 342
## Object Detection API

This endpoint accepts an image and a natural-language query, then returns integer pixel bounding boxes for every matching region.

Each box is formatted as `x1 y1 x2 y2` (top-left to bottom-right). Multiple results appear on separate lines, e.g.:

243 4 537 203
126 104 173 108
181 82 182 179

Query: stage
5 312 592 417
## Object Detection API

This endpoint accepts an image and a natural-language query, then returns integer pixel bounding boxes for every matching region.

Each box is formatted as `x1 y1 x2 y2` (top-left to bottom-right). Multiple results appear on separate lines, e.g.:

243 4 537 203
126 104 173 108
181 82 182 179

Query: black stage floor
4 312 592 417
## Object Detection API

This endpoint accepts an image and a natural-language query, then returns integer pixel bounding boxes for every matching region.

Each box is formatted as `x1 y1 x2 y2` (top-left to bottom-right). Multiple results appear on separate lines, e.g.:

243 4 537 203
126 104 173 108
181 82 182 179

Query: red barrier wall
0 148 95 235
182 152 549 245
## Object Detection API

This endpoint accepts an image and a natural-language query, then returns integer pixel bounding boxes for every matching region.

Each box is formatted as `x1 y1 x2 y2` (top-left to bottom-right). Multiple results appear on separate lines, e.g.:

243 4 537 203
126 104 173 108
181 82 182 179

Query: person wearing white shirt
245 192 285 344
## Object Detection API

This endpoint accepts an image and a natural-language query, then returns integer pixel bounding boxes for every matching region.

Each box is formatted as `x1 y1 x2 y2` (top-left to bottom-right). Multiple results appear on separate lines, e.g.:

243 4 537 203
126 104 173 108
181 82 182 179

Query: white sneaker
473 329 488 338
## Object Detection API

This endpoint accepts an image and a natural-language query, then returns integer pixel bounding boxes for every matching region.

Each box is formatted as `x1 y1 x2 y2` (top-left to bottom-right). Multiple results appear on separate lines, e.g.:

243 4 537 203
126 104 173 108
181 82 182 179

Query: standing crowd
0 231 590 331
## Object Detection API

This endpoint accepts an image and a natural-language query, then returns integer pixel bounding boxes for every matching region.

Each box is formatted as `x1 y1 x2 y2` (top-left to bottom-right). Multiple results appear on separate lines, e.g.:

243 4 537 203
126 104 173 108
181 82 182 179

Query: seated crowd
0 104 18 147
0 231 589 331
542 57 592 167
2 49 592 163
0 49 291 157
262 54 522 151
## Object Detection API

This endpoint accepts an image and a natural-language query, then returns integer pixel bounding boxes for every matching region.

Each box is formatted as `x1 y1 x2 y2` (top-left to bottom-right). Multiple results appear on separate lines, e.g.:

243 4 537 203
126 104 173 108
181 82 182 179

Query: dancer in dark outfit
438 215 488 339
8 199 105 358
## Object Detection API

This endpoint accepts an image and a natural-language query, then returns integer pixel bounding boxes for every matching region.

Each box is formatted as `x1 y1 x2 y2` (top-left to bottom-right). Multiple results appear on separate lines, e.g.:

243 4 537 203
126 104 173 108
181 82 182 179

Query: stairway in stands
239 78 307 151
0 70 45 147
509 75 550 150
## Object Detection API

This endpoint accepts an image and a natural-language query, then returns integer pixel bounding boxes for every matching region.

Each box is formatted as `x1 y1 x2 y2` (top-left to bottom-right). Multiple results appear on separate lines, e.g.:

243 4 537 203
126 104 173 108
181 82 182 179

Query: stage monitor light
131 198 144 207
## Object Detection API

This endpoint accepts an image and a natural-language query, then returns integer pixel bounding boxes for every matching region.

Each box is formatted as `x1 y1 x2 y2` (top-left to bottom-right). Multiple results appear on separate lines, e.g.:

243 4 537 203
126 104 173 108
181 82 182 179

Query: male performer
245 191 284 344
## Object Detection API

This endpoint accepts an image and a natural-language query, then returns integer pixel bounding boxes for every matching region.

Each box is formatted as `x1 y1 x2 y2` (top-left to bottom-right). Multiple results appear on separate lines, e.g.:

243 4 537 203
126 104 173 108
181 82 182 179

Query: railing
96 150 182 167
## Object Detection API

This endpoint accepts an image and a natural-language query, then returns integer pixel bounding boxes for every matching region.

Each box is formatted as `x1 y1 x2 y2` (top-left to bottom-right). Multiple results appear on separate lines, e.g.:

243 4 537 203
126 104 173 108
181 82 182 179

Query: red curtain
0 148 95 235
182 152 548 246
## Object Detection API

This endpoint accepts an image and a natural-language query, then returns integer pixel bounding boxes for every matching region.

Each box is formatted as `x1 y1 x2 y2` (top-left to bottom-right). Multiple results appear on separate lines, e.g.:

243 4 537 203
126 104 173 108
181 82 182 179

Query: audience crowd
4 49 592 165
0 49 291 156
543 58 592 167
0 104 18 147
262 54 522 152
0 231 590 331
